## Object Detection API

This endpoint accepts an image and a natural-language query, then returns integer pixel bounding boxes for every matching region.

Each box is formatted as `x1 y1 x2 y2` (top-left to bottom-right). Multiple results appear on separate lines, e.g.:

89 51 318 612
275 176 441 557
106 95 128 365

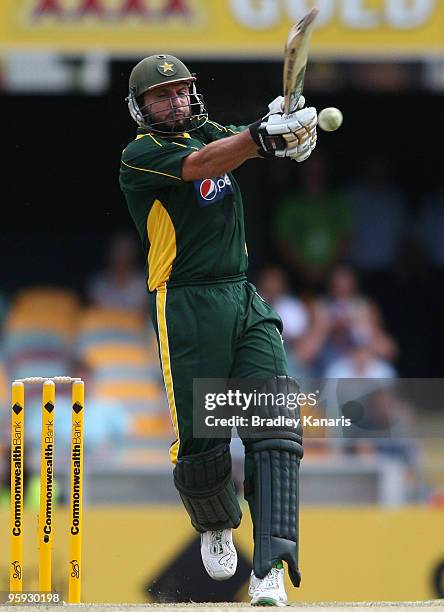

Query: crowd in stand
269 152 443 377
257 264 397 379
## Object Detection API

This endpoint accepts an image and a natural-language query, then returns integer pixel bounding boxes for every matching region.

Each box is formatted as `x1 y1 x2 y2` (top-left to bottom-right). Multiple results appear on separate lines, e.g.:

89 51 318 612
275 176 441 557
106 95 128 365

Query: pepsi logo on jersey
193 174 233 207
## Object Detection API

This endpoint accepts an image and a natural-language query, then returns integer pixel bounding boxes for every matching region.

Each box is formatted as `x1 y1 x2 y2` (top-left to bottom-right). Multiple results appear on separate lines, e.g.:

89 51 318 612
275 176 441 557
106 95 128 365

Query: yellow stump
10 381 25 593
38 380 55 592
68 380 84 604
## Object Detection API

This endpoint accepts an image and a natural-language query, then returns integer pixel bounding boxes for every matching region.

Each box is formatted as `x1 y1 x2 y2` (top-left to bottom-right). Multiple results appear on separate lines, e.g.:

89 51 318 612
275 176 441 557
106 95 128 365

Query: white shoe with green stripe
249 562 287 607
201 529 237 581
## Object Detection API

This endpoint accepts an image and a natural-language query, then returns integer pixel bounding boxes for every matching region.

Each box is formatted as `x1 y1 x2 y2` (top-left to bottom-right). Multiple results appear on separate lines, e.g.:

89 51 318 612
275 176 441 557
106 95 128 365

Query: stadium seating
0 289 172 464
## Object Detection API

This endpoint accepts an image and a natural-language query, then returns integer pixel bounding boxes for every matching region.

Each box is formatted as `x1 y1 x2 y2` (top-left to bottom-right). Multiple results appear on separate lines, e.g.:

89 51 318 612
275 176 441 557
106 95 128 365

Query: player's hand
249 106 317 159
285 106 318 162
266 95 305 116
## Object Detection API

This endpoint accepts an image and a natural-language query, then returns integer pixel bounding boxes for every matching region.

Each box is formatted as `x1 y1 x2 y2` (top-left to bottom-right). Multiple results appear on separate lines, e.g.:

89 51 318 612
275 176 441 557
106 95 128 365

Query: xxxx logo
11 561 22 579
31 0 192 20
70 559 80 578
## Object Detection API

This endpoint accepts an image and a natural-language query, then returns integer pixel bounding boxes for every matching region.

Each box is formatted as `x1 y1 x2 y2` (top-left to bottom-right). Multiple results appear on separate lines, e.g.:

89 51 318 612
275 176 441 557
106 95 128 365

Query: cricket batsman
119 54 317 606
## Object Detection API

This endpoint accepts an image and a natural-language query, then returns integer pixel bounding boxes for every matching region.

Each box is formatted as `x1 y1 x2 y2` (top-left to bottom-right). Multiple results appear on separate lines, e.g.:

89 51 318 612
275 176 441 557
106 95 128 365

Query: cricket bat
283 7 319 116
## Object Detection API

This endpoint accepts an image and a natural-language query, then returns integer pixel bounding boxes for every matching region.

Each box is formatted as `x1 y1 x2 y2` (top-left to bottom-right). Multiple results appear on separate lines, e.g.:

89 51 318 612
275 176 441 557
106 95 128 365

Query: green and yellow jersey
119 120 249 292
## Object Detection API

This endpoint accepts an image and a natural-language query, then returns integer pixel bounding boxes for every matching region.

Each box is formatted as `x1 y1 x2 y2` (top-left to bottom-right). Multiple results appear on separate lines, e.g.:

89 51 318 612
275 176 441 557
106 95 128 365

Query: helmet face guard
126 79 208 135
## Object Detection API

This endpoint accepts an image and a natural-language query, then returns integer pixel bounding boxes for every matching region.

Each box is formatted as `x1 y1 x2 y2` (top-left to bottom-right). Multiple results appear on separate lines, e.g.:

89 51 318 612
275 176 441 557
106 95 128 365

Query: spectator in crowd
274 153 351 290
298 264 397 376
324 334 397 378
87 233 147 314
256 266 311 377
256 266 309 344
345 155 406 304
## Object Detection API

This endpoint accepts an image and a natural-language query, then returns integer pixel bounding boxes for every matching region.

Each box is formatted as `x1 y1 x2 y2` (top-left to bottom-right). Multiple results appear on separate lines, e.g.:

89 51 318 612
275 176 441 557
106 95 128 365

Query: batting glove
249 106 317 159
285 106 318 162
266 94 306 116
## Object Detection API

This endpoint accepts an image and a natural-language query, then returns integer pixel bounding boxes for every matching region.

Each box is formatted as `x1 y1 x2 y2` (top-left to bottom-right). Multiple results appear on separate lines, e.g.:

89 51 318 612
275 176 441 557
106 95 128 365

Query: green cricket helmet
126 54 208 134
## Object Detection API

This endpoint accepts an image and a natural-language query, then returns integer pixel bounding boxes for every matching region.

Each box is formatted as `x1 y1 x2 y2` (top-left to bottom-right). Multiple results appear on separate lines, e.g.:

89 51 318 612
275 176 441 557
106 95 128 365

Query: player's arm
182 96 317 181
182 129 259 181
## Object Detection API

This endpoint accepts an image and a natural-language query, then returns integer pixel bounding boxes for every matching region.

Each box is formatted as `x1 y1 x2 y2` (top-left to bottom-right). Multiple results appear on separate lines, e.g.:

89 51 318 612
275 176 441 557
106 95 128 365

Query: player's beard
147 109 192 134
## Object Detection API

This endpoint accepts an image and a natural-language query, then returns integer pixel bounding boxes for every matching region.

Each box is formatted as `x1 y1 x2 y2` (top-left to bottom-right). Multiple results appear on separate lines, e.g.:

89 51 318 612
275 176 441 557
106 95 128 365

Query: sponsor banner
0 506 443 602
0 0 442 57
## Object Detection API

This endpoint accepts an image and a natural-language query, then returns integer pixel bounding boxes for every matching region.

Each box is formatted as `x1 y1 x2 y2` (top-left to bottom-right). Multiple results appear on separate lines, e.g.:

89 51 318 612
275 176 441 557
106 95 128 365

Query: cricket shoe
200 528 237 580
249 562 287 606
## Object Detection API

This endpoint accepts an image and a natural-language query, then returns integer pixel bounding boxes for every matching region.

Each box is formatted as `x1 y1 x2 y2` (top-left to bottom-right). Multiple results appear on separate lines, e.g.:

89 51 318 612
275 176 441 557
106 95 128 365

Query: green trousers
148 279 288 463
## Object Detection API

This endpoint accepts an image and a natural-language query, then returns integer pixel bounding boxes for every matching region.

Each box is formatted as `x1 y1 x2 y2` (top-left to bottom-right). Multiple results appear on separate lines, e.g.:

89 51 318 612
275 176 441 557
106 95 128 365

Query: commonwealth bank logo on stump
8 376 85 604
